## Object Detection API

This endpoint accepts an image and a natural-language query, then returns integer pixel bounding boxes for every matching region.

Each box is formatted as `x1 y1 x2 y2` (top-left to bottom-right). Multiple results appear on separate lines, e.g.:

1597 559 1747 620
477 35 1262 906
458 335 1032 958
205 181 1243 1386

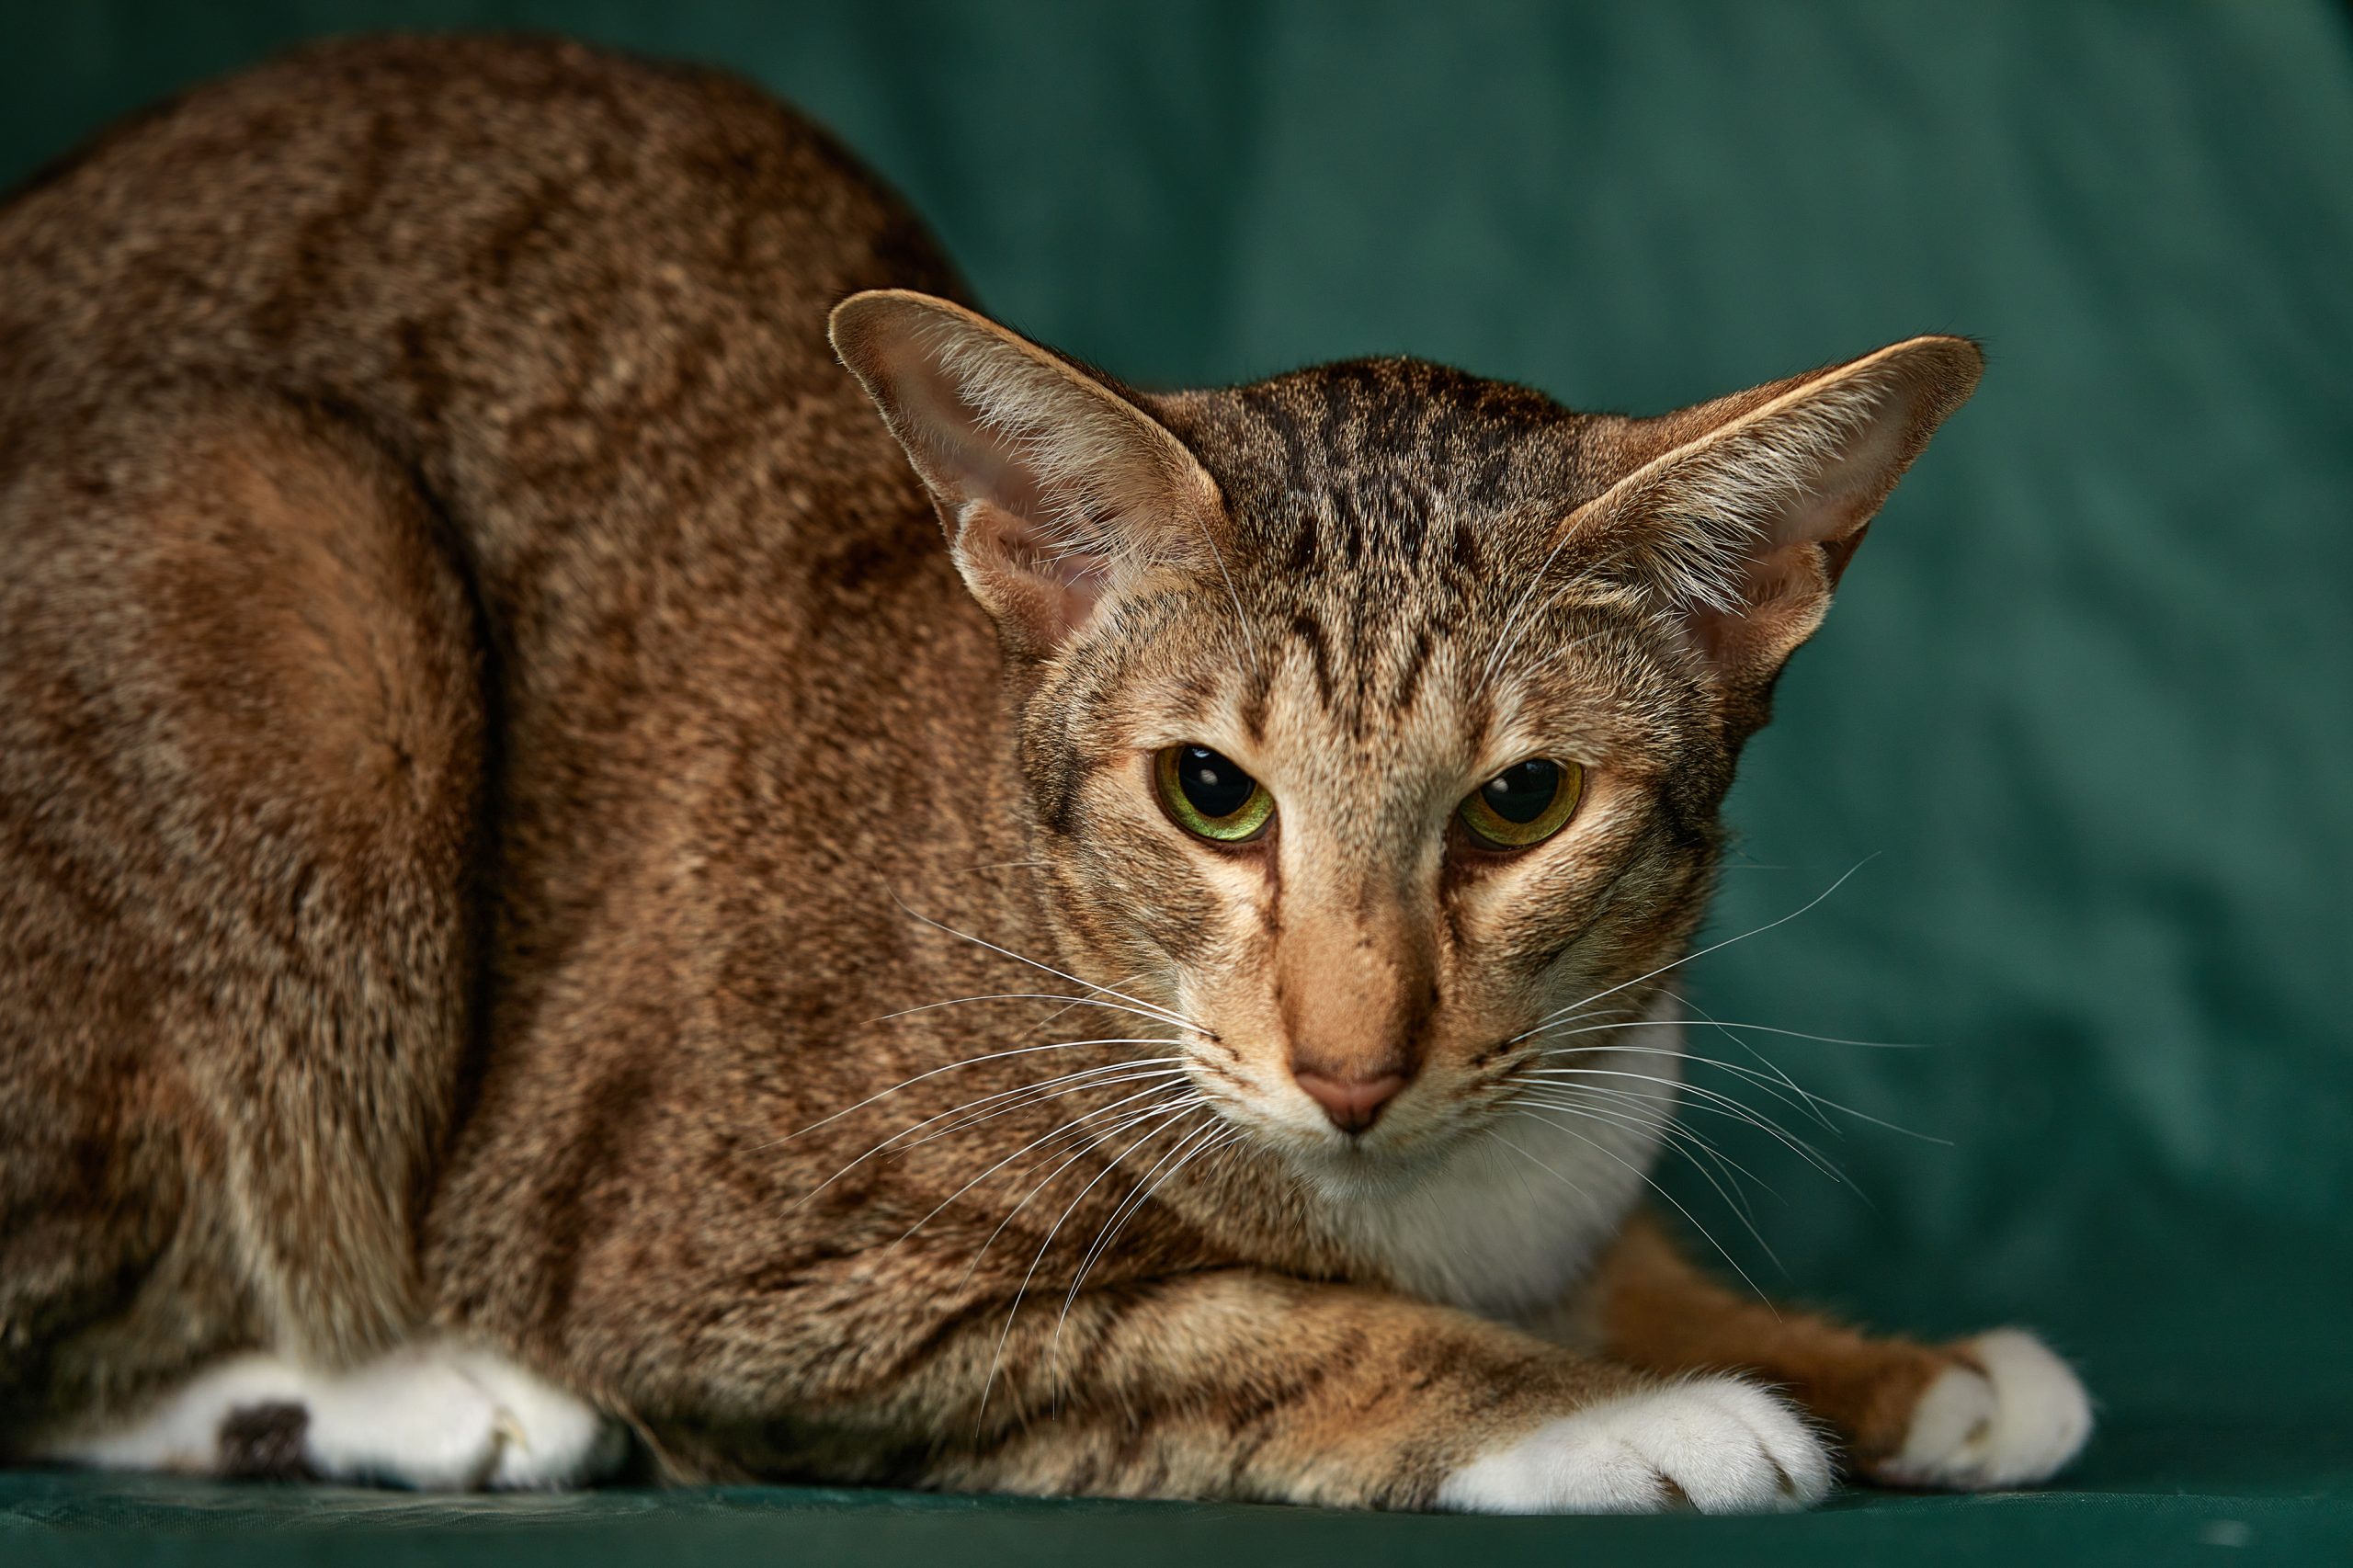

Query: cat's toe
300 1345 507 1490
1438 1377 1833 1514
1879 1328 2091 1489
452 1348 627 1490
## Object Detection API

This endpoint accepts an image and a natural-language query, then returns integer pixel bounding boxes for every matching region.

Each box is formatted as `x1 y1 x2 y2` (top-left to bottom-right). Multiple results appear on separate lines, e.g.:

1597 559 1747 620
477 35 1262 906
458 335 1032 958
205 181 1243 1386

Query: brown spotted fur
4 35 1995 1504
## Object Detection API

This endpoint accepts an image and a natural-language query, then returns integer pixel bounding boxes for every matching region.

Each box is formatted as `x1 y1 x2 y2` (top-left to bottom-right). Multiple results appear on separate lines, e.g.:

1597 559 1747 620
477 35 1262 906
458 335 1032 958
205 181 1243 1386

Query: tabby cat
0 36 2089 1509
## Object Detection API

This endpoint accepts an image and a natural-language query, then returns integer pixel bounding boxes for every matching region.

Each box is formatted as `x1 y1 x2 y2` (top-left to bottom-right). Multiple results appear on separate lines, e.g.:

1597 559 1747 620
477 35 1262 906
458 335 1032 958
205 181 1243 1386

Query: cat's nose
1291 1066 1409 1133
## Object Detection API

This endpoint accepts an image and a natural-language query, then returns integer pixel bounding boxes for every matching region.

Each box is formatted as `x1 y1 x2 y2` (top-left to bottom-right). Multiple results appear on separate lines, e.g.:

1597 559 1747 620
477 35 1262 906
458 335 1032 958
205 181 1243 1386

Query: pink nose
1292 1068 1408 1133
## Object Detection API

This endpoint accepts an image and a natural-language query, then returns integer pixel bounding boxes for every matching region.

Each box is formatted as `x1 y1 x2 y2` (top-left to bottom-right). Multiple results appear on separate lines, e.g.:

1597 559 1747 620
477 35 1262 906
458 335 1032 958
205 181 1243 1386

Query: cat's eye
1457 758 1584 849
1154 744 1275 844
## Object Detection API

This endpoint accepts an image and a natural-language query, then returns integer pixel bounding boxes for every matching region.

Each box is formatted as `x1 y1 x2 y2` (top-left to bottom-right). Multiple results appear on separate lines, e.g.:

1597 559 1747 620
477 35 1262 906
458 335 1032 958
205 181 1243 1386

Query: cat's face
834 292 1979 1188
1008 368 1731 1187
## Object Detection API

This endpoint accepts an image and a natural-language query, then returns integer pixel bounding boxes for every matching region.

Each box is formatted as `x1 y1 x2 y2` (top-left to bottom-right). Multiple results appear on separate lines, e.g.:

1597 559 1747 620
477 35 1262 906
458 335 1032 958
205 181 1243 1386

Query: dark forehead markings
1285 506 1319 574
1462 446 1515 510
1392 622 1436 713
1316 367 1353 454
1454 669 1495 757
1332 484 1365 567
1290 610 1335 710
1344 594 1380 742
1239 381 1309 469
1448 518 1481 578
1239 655 1273 744
1363 472 1427 563
1170 667 1218 722
1199 360 1597 757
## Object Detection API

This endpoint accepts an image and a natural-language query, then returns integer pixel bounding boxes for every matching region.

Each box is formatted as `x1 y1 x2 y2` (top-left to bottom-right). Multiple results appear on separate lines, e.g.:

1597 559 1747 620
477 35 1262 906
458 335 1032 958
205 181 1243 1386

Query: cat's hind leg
31 1343 625 1490
0 384 484 1423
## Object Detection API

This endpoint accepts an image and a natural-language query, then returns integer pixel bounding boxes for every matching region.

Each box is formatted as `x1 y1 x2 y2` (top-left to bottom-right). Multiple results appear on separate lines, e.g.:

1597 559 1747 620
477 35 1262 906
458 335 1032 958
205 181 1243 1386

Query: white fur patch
1324 1099 1659 1318
35 1340 623 1491
1881 1329 2092 1489
1321 1002 1681 1318
34 1353 315 1477
1438 1377 1833 1514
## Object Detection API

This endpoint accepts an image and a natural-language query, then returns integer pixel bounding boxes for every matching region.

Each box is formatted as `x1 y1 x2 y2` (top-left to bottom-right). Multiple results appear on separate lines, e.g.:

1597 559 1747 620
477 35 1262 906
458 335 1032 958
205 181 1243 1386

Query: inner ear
1569 335 1984 686
830 289 1228 661
953 499 1115 648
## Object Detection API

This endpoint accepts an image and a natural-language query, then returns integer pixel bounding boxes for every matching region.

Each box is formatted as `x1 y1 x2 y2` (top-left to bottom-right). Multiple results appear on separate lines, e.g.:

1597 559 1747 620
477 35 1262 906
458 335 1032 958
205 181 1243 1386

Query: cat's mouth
1205 1065 1492 1184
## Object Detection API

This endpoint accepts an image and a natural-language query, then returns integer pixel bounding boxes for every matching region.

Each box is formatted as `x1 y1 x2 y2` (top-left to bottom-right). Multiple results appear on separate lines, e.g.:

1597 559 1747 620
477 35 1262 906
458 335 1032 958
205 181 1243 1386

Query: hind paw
34 1340 624 1491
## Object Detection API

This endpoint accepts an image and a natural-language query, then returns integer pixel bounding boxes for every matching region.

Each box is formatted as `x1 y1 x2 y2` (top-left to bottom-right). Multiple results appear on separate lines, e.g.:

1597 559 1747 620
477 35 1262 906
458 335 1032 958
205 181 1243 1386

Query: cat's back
0 37 997 1425
0 32 961 589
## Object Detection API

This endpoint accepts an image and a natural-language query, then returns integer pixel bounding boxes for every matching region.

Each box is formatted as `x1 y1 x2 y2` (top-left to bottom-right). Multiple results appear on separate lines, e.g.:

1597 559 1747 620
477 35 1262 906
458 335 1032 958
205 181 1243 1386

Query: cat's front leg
1582 1211 2092 1489
897 1269 1829 1513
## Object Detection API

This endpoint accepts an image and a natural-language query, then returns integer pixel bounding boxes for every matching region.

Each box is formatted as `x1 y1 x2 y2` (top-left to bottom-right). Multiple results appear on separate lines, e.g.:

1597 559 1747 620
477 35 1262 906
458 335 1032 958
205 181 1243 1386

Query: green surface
5 0 2351 1561
6 1420 2353 1568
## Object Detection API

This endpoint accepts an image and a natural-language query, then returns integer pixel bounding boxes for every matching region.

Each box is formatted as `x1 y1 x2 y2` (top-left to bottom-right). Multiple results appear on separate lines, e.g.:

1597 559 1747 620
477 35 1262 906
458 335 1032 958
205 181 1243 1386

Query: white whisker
1487 1129 1597 1205
871 993 1196 1031
1503 1093 1781 1266
1524 1068 1835 1191
983 1109 1228 1426
1506 1081 1781 1216
1476 592 1603 702
1521 1062 1847 1180
1050 1119 1244 1382
1517 1011 1929 1053
1505 1108 1778 1310
1535 1040 1942 1150
1524 1040 1847 1143
1682 1001 1948 1144
1516 857 1879 1038
961 1099 1216 1435
896 1063 1192 1153
1017 971 1156 1039
1523 1007 1845 1139
770 1036 1177 1163
889 892 1210 1036
1474 516 1604 701
904 1085 1205 1249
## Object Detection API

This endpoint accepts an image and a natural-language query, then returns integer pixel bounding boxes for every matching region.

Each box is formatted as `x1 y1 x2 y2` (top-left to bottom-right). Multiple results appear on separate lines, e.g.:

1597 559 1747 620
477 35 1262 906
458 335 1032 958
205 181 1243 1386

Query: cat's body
0 37 2087 1508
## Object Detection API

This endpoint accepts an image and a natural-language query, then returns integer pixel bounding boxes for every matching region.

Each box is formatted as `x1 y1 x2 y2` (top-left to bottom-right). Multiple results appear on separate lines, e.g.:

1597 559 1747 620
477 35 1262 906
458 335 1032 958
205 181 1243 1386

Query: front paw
1874 1329 2092 1489
304 1342 625 1491
1437 1377 1834 1514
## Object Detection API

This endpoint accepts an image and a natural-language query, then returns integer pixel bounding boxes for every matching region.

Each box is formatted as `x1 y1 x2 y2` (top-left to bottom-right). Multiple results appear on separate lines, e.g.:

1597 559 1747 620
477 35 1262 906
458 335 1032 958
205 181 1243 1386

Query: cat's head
835 290 1977 1188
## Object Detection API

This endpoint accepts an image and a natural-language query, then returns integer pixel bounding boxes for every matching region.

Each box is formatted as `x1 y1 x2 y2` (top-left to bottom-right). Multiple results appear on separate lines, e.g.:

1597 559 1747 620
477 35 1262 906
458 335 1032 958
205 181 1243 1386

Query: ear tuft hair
1566 335 1982 687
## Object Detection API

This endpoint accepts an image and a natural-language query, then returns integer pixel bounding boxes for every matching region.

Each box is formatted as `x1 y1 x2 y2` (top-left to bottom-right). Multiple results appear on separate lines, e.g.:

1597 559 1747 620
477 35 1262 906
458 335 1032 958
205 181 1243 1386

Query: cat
0 35 2089 1509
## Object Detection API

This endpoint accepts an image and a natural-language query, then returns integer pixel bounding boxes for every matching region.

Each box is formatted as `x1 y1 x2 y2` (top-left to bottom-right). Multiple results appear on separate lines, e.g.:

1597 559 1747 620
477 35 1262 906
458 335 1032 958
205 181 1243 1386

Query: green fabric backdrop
6 2 2349 1561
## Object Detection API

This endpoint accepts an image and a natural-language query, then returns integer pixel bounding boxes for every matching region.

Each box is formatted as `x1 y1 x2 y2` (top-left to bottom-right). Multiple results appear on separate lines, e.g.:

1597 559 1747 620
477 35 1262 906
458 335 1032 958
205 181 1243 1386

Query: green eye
1458 758 1583 848
1155 744 1275 844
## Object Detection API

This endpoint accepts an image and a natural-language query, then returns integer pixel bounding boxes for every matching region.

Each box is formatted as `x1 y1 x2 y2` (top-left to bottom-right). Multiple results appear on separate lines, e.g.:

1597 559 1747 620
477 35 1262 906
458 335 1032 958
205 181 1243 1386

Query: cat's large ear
1570 335 1982 699
830 290 1229 660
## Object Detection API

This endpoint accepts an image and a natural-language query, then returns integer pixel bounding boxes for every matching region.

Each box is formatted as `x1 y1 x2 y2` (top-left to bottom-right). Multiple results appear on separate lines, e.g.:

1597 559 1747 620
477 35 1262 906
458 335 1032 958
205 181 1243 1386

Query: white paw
302 1344 509 1489
29 1340 625 1492
450 1347 628 1490
1881 1329 2092 1489
31 1353 309 1474
1438 1377 1834 1515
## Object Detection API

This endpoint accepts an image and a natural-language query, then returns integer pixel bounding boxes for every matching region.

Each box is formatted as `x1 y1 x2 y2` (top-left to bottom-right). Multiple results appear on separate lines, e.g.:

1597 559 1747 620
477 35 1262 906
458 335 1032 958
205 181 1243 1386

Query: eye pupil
1480 759 1561 824
1178 746 1256 820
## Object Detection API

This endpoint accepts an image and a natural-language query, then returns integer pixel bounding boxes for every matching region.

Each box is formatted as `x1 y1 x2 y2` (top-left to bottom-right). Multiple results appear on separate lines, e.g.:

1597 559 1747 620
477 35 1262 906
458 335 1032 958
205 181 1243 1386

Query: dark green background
6 1 2349 1561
